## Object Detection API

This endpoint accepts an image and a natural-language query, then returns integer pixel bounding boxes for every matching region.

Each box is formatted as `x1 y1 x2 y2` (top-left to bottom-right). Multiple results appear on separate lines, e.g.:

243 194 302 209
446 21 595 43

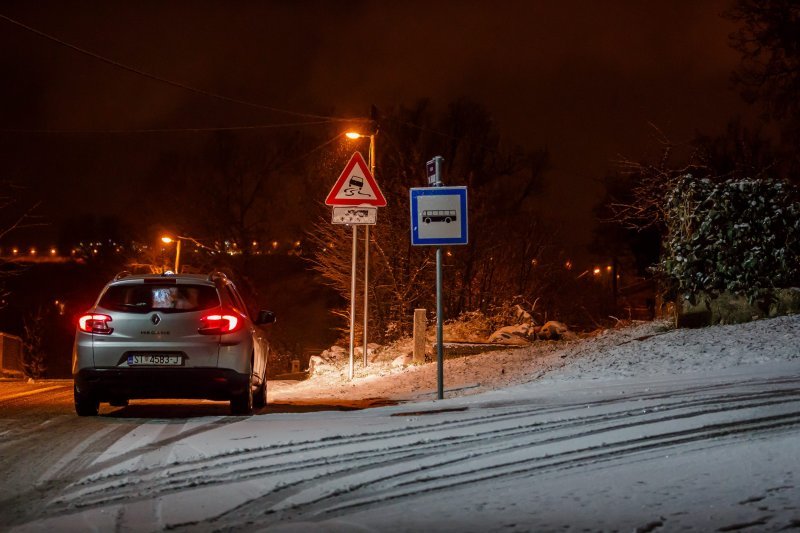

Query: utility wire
0 120 335 134
0 13 367 123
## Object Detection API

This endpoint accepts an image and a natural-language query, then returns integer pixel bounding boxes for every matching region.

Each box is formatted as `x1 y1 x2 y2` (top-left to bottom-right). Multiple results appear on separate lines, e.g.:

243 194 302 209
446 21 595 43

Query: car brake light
199 312 242 335
78 314 113 335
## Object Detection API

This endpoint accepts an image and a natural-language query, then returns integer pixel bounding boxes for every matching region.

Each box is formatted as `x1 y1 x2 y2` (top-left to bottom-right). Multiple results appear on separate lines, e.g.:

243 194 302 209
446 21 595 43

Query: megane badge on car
151 314 161 325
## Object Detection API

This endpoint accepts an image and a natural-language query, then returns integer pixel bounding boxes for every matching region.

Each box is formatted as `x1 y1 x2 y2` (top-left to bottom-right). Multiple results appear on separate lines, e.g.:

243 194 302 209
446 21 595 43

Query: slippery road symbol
344 175 370 197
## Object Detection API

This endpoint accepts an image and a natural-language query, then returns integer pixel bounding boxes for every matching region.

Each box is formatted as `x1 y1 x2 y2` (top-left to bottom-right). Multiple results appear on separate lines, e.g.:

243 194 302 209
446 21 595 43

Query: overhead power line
0 13 366 124
0 120 335 134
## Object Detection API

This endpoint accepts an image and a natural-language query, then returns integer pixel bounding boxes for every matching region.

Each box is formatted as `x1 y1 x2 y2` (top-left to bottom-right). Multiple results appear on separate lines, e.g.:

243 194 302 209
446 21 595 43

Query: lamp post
161 235 212 273
345 130 376 367
161 236 181 273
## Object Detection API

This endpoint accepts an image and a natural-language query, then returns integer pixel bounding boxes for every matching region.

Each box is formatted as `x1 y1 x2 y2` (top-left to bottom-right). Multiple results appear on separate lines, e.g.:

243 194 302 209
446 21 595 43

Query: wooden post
413 309 427 364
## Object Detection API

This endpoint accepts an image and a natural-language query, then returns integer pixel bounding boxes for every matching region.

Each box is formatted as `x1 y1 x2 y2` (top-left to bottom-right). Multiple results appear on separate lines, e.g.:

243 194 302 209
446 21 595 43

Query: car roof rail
114 271 132 281
208 271 229 283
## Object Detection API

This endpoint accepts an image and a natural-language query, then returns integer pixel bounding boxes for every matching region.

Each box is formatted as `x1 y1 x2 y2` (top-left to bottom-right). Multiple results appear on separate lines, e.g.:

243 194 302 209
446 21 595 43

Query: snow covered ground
7 315 800 532
269 315 800 406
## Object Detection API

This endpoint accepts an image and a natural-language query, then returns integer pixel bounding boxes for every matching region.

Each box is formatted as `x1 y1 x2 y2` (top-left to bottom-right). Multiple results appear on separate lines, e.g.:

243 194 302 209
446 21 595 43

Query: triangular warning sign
325 151 387 206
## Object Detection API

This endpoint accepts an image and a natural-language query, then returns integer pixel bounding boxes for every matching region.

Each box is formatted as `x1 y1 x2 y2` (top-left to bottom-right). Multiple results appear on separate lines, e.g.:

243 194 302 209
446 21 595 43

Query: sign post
326 151 386 379
410 158 468 399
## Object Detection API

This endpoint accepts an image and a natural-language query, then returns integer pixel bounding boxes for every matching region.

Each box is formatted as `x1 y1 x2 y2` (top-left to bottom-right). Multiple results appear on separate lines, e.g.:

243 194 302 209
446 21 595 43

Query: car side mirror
256 310 276 325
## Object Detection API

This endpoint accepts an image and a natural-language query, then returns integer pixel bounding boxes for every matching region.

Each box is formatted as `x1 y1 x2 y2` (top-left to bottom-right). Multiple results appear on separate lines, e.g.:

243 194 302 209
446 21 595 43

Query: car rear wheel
231 383 254 415
74 385 99 416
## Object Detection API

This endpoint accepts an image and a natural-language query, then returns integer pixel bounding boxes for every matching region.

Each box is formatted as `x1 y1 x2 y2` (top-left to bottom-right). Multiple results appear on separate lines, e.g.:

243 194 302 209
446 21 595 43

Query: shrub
660 175 800 302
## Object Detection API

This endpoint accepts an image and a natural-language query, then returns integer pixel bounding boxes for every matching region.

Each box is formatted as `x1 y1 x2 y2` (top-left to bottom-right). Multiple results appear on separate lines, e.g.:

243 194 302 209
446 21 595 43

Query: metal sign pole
436 246 444 400
431 155 445 400
348 225 357 380
411 156 467 401
363 225 369 366
326 146 385 381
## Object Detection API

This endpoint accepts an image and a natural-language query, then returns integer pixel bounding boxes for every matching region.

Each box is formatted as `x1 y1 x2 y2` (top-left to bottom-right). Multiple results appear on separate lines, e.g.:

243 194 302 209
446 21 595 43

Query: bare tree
307 99 551 340
727 0 800 174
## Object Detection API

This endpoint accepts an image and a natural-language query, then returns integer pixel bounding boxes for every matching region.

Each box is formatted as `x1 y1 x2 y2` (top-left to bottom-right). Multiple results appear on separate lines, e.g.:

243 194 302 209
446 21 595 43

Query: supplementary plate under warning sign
325 151 387 206
331 206 377 225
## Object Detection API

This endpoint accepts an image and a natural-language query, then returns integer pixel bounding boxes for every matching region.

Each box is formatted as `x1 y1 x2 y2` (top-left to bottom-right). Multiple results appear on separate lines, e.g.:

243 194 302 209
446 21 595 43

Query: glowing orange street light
162 234 214 272
593 267 601 275
161 236 180 272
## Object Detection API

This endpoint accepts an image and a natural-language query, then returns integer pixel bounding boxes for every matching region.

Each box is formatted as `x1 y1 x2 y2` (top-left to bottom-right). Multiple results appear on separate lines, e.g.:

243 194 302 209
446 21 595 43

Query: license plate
127 354 183 366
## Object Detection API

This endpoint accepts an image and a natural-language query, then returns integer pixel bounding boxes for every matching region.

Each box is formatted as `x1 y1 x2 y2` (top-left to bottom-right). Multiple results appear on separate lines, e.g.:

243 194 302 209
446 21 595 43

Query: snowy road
2 361 799 532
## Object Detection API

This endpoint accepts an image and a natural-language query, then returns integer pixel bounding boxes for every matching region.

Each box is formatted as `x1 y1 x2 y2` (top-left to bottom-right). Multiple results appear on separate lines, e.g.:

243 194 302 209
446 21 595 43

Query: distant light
531 258 538 266
345 132 362 139
565 260 572 270
252 240 258 247
446 250 452 257
29 248 36 256
12 248 18 255
50 248 57 256
272 241 279 249
593 267 601 275
294 240 301 247
161 236 173 244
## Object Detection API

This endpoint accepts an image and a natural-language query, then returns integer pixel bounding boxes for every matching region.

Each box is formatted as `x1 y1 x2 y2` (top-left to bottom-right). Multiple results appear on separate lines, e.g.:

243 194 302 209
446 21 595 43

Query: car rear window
99 284 220 313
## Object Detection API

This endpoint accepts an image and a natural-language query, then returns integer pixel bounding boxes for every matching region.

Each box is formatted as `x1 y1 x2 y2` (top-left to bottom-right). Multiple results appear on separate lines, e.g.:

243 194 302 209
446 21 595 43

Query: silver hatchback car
72 271 275 416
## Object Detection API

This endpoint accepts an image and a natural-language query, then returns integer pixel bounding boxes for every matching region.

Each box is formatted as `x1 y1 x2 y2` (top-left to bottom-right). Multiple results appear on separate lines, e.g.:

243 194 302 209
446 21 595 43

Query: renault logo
150 314 161 325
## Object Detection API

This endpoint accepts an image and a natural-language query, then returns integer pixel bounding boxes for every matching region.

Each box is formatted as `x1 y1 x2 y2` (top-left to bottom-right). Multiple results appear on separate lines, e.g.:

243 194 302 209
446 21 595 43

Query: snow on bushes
660 174 800 302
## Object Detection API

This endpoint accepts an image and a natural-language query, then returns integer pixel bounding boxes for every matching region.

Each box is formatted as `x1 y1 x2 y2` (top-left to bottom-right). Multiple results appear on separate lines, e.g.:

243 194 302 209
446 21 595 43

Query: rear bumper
74 367 250 402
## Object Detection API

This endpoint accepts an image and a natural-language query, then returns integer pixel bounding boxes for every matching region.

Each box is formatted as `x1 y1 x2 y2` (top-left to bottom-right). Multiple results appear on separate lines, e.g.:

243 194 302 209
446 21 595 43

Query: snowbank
270 315 800 406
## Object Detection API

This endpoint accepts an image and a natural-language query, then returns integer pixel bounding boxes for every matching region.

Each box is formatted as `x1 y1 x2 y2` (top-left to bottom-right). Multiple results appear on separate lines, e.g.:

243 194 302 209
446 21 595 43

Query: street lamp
344 131 376 176
345 129 377 369
161 234 211 273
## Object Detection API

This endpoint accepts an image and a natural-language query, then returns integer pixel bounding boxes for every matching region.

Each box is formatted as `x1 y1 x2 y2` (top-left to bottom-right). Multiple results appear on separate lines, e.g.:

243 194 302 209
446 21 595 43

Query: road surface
1 366 799 531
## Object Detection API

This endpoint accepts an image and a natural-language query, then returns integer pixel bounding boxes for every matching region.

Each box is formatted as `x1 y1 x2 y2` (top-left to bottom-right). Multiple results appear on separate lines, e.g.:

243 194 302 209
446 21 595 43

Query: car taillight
78 314 113 335
199 312 242 335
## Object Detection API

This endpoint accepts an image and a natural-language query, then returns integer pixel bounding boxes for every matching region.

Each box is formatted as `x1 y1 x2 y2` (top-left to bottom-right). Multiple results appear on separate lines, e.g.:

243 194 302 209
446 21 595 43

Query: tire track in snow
209 402 800 529
297 412 800 524
36 379 800 528
55 378 800 501
0 416 244 529
51 388 800 502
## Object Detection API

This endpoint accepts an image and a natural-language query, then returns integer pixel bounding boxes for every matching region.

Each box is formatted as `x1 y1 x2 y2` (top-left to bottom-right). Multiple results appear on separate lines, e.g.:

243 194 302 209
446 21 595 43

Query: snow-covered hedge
660 175 800 302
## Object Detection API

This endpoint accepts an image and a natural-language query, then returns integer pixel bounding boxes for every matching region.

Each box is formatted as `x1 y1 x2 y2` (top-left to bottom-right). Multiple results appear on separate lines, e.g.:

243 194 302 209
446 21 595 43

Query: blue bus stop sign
410 186 468 246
